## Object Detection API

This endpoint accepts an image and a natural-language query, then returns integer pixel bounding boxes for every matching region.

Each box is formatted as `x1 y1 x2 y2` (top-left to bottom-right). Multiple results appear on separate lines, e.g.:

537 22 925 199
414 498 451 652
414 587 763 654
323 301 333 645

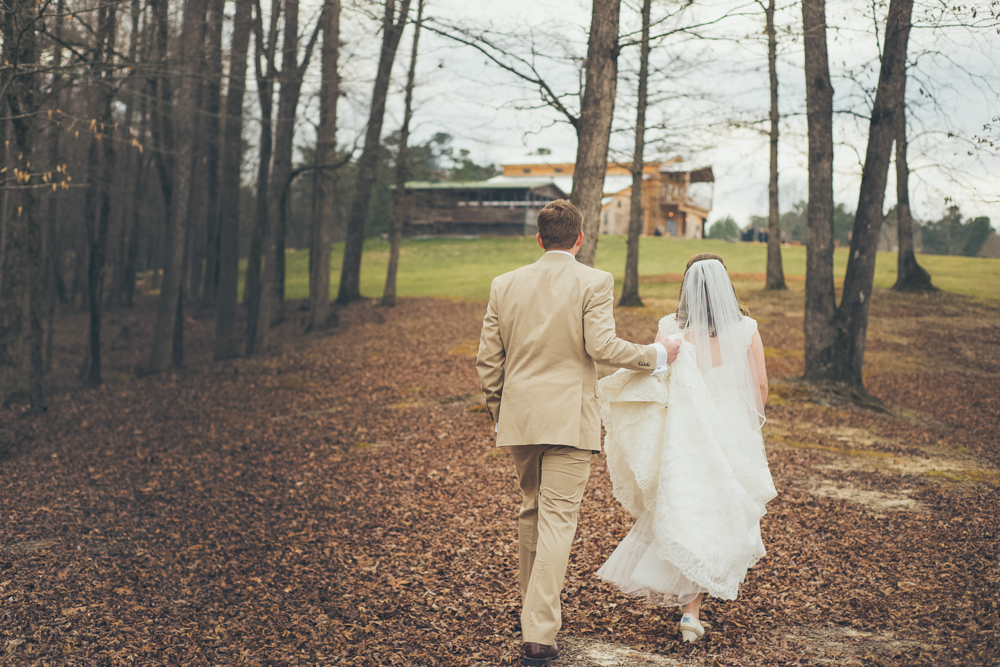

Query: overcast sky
288 0 1000 230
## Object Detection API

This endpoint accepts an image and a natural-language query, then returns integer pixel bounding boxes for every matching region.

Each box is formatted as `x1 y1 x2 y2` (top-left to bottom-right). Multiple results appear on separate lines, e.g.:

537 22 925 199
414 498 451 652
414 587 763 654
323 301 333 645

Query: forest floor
1 286 999 666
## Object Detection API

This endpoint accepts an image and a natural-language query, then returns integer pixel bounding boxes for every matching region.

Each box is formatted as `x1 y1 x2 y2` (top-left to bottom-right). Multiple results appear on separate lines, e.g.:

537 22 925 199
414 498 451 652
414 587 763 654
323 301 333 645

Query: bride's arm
750 331 768 404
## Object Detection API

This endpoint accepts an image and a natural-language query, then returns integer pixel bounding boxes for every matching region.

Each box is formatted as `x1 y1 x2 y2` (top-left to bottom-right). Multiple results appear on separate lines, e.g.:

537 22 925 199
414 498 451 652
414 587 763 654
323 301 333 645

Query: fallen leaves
0 292 997 666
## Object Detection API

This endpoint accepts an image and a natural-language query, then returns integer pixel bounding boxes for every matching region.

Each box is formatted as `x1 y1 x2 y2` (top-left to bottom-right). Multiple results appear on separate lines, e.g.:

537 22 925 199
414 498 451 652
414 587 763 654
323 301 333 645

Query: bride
596 253 777 643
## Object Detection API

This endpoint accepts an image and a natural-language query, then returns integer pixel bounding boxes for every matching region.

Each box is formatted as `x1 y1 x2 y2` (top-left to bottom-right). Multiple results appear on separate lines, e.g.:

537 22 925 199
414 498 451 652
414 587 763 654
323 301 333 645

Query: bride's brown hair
676 253 749 333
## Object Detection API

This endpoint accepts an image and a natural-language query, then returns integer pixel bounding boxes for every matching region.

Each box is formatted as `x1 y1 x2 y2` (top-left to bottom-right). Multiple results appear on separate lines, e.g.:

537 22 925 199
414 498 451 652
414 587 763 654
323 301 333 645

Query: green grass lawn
260 236 999 303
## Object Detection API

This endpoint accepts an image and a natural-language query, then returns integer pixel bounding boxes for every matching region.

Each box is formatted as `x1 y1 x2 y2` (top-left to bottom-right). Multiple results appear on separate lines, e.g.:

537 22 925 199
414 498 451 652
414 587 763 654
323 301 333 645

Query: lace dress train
596 510 707 606
595 315 776 606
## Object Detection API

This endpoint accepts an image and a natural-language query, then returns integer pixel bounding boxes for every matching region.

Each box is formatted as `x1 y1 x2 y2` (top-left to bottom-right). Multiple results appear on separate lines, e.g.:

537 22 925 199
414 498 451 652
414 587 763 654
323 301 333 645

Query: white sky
286 0 1000 230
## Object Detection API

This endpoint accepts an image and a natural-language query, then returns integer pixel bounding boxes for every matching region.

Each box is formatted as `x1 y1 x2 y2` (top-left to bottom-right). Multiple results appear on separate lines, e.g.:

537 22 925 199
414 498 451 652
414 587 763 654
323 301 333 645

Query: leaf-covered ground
1 289 998 666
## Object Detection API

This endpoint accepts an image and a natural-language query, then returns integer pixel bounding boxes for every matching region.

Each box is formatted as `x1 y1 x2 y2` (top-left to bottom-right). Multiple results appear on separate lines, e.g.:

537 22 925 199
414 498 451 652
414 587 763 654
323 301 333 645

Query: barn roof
403 179 558 190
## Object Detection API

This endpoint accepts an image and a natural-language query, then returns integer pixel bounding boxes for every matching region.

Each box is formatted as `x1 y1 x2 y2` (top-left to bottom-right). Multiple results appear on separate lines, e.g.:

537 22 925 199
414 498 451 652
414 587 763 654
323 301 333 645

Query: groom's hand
664 338 681 363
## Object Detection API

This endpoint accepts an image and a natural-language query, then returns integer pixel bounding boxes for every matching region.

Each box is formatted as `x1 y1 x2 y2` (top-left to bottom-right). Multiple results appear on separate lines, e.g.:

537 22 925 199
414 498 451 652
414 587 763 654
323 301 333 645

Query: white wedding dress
596 312 777 606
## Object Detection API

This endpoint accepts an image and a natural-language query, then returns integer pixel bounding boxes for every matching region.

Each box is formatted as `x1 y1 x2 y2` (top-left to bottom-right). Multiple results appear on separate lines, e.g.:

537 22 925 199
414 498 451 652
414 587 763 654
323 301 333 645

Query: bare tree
249 0 321 355
306 0 342 330
803 0 914 392
186 29 212 306
831 0 913 388
382 0 424 308
801 0 837 386
148 0 174 248
43 0 69 373
572 0 622 267
110 0 143 309
198 0 227 309
215 0 255 359
1 0 46 411
82 1 121 387
244 0 281 353
761 0 785 290
891 70 934 292
337 0 412 304
149 0 210 372
618 0 650 308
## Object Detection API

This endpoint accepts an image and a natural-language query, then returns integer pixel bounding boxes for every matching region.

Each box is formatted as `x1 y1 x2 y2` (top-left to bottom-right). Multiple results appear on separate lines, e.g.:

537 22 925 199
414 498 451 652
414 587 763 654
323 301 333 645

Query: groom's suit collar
538 250 577 263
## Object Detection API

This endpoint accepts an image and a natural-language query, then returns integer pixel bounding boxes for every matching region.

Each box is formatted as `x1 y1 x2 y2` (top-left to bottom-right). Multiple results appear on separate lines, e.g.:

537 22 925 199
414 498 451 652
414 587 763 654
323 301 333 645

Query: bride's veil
676 259 766 435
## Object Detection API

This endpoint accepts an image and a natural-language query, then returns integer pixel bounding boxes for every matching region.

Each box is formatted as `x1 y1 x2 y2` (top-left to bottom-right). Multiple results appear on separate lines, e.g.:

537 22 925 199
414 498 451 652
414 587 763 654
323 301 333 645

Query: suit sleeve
476 279 505 423
583 273 658 371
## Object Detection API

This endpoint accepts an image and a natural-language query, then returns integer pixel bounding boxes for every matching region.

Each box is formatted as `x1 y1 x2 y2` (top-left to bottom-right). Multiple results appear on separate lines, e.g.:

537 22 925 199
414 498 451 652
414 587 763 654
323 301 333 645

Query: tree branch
422 19 580 127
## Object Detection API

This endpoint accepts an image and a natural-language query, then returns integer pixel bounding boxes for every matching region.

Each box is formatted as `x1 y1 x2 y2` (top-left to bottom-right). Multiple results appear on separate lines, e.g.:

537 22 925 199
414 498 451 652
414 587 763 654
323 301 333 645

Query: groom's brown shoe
522 640 559 666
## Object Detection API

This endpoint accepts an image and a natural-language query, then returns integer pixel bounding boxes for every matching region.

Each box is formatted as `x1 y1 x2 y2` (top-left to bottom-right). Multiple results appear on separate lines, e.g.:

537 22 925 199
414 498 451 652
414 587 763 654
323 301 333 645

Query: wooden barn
402 180 566 237
500 158 715 239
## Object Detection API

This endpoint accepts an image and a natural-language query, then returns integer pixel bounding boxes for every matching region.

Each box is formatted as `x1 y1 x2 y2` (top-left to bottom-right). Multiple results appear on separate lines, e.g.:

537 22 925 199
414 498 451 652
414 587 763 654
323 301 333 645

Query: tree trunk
27 177 44 412
113 108 140 307
764 0 786 290
306 0 341 330
336 0 412 304
244 105 273 350
149 0 174 229
252 0 321 354
145 0 173 331
71 232 88 308
801 0 838 384
27 190 45 411
122 145 148 308
830 0 913 389
149 0 209 373
382 0 423 308
84 2 120 388
44 0 67 373
214 0 254 359
186 23 210 303
123 21 153 311
244 0 281 354
891 71 934 293
200 0 226 310
618 0 650 308
172 277 185 367
187 160 207 302
0 186 28 406
112 0 143 308
0 0 45 411
84 121 117 387
243 147 270 349
572 0 621 268
0 115 7 297
275 204 286 306
45 159 61 372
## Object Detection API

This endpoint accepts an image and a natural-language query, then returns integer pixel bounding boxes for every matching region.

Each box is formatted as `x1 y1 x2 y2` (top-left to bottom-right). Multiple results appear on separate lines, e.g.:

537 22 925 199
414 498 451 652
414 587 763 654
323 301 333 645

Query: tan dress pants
508 444 593 645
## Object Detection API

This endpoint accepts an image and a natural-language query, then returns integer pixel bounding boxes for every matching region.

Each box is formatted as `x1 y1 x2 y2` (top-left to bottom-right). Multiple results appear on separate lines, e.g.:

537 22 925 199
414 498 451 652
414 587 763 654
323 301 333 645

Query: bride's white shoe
679 614 705 643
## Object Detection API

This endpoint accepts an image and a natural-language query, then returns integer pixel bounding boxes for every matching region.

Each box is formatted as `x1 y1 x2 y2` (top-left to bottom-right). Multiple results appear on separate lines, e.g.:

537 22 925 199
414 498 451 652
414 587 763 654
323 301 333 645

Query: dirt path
1 294 998 666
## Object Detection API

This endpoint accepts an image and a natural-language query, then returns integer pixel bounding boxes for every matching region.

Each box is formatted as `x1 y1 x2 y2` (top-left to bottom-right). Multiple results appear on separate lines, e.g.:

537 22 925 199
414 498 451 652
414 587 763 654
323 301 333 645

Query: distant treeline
707 204 996 258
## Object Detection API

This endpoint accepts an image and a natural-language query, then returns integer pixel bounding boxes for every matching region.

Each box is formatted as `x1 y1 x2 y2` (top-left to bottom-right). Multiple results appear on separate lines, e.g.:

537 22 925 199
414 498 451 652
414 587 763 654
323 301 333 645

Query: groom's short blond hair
537 199 582 250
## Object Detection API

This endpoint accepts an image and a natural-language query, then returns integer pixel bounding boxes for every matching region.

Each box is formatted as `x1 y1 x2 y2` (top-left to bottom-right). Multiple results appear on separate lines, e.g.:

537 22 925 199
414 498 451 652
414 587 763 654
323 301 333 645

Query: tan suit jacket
476 251 658 451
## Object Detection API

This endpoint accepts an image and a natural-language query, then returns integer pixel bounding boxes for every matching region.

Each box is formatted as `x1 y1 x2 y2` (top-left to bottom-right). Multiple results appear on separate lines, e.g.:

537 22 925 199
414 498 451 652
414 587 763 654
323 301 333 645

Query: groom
476 199 680 666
